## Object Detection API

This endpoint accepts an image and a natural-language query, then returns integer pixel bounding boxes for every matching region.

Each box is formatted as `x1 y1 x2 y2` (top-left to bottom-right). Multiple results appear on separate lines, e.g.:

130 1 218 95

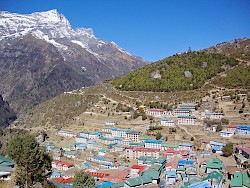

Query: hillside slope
0 95 16 128
112 51 239 92
204 38 250 61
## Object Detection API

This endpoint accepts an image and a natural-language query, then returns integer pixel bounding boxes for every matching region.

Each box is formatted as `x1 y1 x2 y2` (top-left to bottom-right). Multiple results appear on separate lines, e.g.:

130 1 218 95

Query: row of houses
219 125 250 138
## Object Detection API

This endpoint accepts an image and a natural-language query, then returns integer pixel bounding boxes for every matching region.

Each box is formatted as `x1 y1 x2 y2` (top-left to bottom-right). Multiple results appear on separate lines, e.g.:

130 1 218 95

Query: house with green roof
183 176 201 188
206 158 223 173
124 175 152 187
62 145 72 152
137 156 166 170
129 142 144 147
161 143 179 151
110 182 124 188
98 149 106 156
140 169 160 184
0 155 15 167
0 155 15 180
230 171 250 188
203 170 223 188
139 136 151 141
64 151 77 159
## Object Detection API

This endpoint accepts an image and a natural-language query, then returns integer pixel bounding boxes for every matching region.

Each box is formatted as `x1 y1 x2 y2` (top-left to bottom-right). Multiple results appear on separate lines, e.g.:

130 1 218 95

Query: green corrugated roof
178 116 196 119
99 136 108 140
202 170 223 185
139 136 151 140
110 182 124 188
127 130 140 134
0 155 15 166
141 169 160 179
99 149 106 153
176 167 185 171
161 143 179 148
230 171 250 187
129 142 144 146
64 151 76 155
125 175 152 186
107 143 117 148
206 158 223 170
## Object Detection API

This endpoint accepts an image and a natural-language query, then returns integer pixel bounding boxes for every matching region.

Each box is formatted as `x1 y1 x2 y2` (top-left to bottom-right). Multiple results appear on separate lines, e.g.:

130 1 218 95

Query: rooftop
0 155 15 167
206 158 223 170
237 125 250 130
230 171 250 187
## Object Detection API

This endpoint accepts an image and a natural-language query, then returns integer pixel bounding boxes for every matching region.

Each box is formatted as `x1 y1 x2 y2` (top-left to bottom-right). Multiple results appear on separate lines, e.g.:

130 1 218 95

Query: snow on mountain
0 9 131 59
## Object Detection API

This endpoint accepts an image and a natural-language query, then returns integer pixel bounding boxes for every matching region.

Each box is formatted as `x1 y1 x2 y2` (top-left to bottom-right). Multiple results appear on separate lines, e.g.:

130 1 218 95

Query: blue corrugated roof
209 141 226 146
93 155 105 161
188 181 211 188
98 181 115 188
212 146 222 151
79 136 88 139
144 140 162 144
179 143 193 147
237 125 250 130
178 160 194 166
115 137 123 141
161 118 169 121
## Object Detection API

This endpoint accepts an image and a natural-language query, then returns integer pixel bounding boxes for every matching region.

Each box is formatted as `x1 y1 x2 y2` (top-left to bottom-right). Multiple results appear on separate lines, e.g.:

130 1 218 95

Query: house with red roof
130 165 147 178
51 160 74 171
103 170 129 183
145 108 166 117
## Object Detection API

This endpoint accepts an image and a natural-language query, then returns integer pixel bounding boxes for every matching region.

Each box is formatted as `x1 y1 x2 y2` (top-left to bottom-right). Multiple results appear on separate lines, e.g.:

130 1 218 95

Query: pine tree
155 132 162 140
72 171 97 188
6 133 51 187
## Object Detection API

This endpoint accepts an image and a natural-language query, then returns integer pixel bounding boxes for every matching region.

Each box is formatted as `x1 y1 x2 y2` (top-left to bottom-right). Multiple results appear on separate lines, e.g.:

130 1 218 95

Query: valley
0 9 249 188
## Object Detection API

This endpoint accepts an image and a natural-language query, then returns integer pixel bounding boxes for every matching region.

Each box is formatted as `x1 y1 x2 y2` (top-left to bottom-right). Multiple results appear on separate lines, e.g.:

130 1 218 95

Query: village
29 100 250 188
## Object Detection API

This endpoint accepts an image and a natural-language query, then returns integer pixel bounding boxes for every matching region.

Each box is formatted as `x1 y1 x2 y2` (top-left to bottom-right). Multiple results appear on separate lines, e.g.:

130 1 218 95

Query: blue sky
1 0 250 62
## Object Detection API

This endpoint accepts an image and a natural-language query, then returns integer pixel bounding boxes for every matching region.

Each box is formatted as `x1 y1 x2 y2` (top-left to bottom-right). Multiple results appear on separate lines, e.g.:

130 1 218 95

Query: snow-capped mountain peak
0 9 137 59
30 9 70 26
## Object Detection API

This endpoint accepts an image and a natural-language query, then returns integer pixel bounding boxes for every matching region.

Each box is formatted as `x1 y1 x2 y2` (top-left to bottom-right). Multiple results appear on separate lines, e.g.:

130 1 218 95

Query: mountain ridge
13 38 250 130
0 10 147 115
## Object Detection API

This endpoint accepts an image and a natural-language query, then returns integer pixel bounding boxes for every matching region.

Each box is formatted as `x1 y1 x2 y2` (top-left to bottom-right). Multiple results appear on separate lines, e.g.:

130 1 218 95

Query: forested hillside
212 66 250 89
112 52 239 92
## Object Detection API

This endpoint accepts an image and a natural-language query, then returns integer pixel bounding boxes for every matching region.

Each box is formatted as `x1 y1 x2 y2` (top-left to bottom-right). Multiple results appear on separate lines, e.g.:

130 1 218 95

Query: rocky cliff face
0 10 147 114
0 95 16 127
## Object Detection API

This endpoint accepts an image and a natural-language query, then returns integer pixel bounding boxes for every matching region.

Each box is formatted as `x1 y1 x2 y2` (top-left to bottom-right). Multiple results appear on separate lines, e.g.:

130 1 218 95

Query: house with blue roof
178 160 195 168
209 141 226 153
161 118 175 127
165 171 177 185
75 135 88 143
179 143 193 151
111 128 130 138
71 143 86 151
80 131 89 138
236 125 250 135
98 181 115 188
187 181 211 188
114 137 124 144
144 140 162 149
50 171 61 179
89 132 102 140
